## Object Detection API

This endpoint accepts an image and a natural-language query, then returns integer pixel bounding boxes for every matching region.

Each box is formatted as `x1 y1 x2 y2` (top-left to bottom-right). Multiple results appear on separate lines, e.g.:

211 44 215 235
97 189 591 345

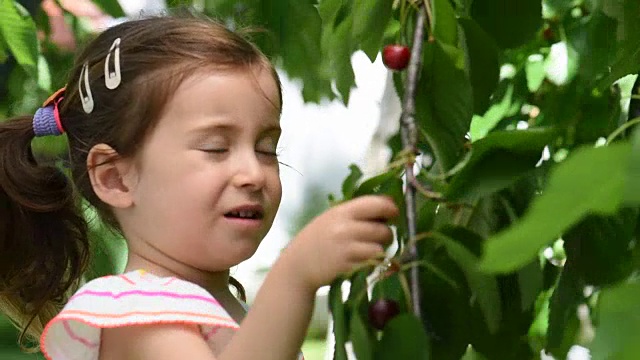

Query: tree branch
400 3 427 320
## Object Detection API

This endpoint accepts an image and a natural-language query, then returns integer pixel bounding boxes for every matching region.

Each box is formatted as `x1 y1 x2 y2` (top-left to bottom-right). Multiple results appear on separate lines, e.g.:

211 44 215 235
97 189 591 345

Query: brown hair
0 14 281 348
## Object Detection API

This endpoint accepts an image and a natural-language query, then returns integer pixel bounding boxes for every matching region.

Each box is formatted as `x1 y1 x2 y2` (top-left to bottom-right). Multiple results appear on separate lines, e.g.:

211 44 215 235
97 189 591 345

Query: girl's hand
279 195 399 292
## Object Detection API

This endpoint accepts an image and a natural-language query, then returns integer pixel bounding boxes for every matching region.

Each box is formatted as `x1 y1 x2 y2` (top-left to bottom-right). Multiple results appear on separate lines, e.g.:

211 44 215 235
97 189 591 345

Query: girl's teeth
229 211 255 218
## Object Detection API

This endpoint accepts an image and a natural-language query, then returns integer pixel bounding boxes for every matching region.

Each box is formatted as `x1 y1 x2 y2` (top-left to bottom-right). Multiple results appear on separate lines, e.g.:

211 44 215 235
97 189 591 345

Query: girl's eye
202 149 228 154
257 137 279 157
256 149 279 158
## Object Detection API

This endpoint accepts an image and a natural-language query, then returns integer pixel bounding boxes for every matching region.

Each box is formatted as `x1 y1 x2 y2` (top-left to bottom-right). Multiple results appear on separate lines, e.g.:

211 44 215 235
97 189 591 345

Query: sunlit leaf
590 280 640 359
341 164 364 201
481 143 632 273
0 0 38 78
526 54 545 92
352 0 393 61
446 128 557 202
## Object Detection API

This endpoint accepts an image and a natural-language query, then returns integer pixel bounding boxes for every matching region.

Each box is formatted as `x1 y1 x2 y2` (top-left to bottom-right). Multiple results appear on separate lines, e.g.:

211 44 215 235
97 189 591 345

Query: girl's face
120 66 282 273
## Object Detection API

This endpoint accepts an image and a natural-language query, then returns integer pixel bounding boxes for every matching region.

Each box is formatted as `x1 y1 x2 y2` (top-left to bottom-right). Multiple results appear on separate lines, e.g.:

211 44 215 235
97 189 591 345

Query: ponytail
0 116 90 350
229 276 246 302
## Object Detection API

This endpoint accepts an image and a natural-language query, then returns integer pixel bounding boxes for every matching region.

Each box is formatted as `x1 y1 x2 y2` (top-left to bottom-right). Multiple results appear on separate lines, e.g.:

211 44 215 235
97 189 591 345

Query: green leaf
446 128 557 202
470 0 543 49
417 240 471 359
470 69 528 140
203 0 241 16
375 314 430 360
353 167 402 197
0 34 7 63
590 280 640 359
480 142 632 273
347 270 369 320
93 0 126 18
458 18 500 114
537 80 581 128
624 125 640 204
329 279 348 360
166 0 194 7
526 54 545 92
37 55 51 92
594 0 640 89
543 0 576 18
528 289 553 353
575 87 621 144
517 260 543 312
432 0 458 46
0 0 38 78
350 311 374 360
417 40 474 173
352 0 393 62
565 10 618 85
563 209 638 286
432 231 502 333
469 84 514 140
319 0 356 104
460 347 489 360
258 0 334 103
546 261 583 358
341 164 364 201
317 0 343 24
347 270 377 359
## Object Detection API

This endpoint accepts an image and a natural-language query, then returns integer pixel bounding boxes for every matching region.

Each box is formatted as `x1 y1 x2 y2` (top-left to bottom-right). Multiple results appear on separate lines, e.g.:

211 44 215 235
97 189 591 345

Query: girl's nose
231 151 267 191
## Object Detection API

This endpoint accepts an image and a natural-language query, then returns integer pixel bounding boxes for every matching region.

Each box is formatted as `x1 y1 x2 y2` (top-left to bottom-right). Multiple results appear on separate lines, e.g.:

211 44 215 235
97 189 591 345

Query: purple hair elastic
33 98 64 137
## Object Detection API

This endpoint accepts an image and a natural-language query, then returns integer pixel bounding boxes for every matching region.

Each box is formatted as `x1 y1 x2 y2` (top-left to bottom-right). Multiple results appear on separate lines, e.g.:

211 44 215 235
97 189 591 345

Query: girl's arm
100 195 397 360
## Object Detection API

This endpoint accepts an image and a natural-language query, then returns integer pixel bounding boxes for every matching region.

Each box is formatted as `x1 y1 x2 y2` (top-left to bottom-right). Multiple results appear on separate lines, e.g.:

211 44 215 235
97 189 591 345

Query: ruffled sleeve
40 270 238 360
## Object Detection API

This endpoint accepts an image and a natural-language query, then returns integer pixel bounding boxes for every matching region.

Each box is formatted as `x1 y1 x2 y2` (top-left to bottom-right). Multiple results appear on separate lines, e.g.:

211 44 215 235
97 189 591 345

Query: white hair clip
104 38 122 90
79 62 94 114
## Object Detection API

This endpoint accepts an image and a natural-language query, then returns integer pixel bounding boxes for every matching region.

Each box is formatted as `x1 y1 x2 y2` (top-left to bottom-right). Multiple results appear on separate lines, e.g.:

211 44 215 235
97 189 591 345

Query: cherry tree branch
400 3 427 320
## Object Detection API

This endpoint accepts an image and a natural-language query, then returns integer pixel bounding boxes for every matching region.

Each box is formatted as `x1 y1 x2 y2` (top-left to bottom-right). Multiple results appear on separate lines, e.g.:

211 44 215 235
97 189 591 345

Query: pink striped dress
40 269 304 360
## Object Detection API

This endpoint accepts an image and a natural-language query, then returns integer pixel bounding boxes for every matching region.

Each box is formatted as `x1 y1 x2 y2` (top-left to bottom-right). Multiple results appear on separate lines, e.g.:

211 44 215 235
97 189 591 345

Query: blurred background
0 0 402 359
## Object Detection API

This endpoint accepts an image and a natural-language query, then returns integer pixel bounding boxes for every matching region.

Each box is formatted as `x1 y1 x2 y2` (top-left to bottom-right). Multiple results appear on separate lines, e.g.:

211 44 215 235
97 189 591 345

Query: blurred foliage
3 0 640 359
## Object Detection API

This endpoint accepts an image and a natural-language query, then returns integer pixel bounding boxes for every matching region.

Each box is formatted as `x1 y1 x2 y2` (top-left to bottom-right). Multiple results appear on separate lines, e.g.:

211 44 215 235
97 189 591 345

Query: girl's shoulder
40 269 238 360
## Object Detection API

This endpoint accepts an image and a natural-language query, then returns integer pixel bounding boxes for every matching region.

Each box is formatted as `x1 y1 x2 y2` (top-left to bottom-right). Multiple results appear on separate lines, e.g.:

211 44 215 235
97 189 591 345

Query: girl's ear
86 143 136 209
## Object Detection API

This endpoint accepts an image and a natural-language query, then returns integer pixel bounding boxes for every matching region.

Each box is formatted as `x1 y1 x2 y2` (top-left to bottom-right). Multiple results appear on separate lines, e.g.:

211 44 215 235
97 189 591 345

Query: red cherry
368 298 400 330
543 27 554 42
382 45 410 71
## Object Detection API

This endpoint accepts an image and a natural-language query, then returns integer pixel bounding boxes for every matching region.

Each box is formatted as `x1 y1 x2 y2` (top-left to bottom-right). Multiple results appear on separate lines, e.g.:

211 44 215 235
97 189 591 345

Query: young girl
0 15 398 360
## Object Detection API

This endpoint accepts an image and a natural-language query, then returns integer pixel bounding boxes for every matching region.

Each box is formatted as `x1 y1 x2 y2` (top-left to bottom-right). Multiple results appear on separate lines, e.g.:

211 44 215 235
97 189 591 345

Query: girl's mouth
224 210 263 220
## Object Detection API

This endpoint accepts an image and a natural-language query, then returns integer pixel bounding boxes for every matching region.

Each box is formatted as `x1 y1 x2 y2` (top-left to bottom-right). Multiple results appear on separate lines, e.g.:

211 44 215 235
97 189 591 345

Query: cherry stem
408 171 444 201
399 2 427 321
422 0 435 41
